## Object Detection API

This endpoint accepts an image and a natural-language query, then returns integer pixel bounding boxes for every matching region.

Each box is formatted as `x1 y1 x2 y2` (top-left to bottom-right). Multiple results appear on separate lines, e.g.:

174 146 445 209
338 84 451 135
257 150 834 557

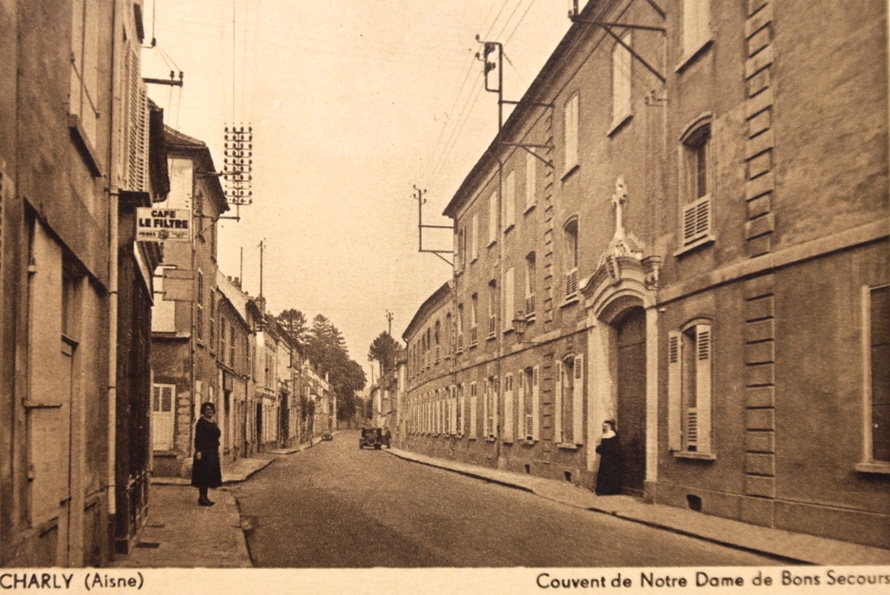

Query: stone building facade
403 0 889 548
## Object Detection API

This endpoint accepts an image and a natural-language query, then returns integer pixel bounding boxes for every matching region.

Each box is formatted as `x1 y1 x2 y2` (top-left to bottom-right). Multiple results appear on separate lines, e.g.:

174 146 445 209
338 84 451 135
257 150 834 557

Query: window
457 384 465 435
229 323 236 367
210 295 217 352
522 366 540 441
503 267 515 332
503 170 516 230
525 253 537 318
679 120 713 250
488 190 498 246
218 318 226 358
525 151 537 210
445 313 453 356
563 93 579 175
70 0 100 149
504 373 515 442
682 0 712 60
434 320 441 363
484 377 497 438
668 323 713 455
457 227 467 270
471 213 479 261
470 294 478 347
487 280 497 339
564 218 579 300
863 285 890 468
555 356 584 445
457 304 465 353
611 33 632 130
469 382 478 438
196 270 204 342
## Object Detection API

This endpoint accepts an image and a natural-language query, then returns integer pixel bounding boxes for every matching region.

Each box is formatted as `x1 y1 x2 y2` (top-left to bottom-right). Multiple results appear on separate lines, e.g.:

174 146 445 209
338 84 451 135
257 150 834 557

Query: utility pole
386 310 394 336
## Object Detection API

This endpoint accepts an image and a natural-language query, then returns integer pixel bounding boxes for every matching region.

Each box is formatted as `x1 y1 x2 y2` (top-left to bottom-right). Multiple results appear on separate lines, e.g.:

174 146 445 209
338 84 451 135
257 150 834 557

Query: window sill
518 438 537 446
674 235 715 258
561 164 580 182
672 450 716 461
607 112 633 137
523 203 536 216
855 462 890 475
486 333 496 342
471 257 478 264
675 38 714 73
503 223 515 235
487 240 497 249
560 295 579 308
557 442 579 451
485 436 497 443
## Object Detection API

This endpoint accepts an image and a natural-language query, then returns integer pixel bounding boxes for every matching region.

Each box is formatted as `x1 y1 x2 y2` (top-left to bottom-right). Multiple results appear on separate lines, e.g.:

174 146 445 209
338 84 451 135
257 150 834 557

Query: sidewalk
386 447 890 566
114 439 317 568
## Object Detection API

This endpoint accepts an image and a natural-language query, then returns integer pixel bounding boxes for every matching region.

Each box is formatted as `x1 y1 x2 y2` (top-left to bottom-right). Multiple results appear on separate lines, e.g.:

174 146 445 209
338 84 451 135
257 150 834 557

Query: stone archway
582 255 659 497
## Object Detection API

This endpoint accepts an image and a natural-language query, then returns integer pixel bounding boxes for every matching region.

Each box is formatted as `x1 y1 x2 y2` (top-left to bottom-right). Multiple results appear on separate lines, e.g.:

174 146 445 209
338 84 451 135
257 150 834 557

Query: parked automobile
360 427 383 449
321 431 333 441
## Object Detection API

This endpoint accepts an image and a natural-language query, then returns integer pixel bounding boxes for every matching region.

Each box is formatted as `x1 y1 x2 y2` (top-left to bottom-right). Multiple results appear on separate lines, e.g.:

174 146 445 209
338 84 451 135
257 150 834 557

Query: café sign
136 208 191 242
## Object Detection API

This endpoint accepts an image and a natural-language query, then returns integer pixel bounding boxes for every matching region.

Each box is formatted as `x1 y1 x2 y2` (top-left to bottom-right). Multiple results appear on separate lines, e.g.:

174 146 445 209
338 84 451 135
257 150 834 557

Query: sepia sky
143 0 583 378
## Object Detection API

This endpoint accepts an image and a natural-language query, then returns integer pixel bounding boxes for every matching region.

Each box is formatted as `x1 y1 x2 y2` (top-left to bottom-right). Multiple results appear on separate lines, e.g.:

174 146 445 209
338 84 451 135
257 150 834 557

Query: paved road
232 430 781 568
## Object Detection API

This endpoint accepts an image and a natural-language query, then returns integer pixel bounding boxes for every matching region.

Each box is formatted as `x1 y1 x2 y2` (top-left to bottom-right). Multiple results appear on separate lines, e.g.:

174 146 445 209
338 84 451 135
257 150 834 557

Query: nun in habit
594 419 623 495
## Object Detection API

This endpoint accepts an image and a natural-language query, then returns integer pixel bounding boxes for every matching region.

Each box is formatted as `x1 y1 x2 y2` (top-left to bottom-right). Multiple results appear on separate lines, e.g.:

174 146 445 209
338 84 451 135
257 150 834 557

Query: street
231 431 781 568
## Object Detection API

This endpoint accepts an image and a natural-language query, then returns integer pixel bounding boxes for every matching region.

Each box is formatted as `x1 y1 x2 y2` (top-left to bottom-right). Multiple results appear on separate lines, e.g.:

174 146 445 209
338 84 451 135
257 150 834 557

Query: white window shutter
504 374 514 441
488 191 498 244
503 267 515 331
532 365 541 440
518 370 526 440
491 378 498 438
554 361 563 444
470 384 478 438
696 325 713 453
668 331 683 451
572 355 584 444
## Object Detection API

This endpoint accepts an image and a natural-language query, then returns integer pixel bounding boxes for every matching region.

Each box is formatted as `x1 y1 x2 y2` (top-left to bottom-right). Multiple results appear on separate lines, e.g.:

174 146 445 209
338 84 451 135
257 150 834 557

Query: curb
384 449 890 566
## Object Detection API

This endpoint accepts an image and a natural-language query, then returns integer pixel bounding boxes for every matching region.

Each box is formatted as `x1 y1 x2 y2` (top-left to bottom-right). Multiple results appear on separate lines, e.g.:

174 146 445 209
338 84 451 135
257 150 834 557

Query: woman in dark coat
192 402 222 506
595 419 623 495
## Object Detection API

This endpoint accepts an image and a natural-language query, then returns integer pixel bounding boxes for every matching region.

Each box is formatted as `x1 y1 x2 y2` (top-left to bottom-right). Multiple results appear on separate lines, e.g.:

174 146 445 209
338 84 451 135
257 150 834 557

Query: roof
442 1 600 219
402 281 452 341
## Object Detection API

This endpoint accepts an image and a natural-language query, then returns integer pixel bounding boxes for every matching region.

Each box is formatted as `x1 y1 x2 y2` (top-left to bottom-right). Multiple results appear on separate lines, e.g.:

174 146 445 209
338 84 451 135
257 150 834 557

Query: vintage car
360 427 383 449
321 431 333 441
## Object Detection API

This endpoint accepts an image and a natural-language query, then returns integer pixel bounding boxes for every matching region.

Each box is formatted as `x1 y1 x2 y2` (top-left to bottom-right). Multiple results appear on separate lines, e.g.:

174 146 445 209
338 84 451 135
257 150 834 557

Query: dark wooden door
617 307 646 494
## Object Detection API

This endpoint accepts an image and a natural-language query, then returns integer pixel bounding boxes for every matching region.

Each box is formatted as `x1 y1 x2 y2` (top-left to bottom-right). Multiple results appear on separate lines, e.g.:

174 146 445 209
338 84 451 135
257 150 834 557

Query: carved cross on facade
611 176 628 241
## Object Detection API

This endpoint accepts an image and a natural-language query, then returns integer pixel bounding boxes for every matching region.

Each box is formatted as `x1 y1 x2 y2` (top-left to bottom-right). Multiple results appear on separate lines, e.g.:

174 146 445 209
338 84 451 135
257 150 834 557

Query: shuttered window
469 382 478 438
572 355 584 444
504 373 514 442
563 93 579 174
532 365 541 440
667 324 713 454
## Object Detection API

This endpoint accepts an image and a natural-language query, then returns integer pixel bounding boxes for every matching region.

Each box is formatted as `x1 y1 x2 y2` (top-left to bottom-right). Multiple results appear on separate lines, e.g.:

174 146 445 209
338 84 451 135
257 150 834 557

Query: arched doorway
616 306 646 494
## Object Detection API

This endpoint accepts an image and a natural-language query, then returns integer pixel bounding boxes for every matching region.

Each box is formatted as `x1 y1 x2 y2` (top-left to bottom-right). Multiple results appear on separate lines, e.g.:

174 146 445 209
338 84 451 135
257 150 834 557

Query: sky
142 0 583 380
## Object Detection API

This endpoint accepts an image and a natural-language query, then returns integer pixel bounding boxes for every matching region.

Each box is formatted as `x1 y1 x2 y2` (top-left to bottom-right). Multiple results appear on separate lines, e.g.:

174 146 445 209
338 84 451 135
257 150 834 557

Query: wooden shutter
682 196 711 245
668 331 683 451
504 374 514 441
532 365 540 440
572 355 584 444
469 383 478 438
554 361 563 443
696 325 713 453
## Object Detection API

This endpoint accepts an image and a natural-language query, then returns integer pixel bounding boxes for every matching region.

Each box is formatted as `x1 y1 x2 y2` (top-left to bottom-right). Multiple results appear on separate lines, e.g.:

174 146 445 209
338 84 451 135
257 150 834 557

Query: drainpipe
107 188 119 520
106 0 122 525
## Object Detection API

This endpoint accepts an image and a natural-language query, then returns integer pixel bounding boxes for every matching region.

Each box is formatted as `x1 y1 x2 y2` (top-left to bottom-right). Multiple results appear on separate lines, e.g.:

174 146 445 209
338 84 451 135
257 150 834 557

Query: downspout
106 0 121 523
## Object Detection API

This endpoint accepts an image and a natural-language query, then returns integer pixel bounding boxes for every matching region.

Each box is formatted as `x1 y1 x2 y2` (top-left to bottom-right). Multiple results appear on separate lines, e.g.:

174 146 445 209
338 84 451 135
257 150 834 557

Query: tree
277 308 308 347
368 331 401 377
303 314 366 423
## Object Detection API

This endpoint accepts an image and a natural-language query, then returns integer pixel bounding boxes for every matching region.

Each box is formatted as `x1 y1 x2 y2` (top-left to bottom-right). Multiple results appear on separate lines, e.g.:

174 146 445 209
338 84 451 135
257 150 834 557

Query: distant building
403 0 889 548
215 273 256 463
151 127 229 478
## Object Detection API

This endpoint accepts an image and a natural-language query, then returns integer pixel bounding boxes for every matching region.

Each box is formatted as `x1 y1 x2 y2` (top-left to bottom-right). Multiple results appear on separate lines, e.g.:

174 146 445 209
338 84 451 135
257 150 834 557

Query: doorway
616 306 646 494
